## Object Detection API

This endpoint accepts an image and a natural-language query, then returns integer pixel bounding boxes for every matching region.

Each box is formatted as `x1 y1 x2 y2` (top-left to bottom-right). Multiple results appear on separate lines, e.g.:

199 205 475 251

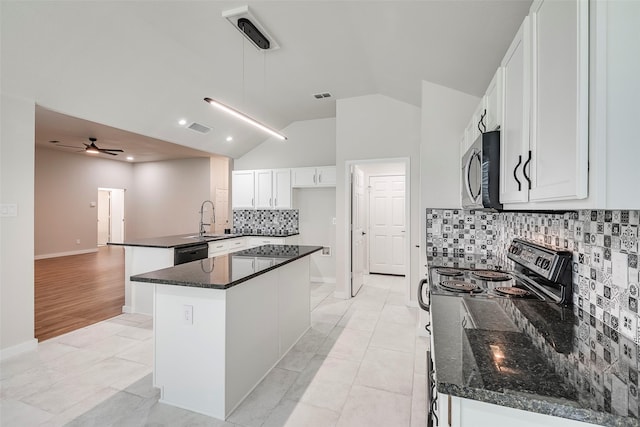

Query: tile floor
0 275 428 426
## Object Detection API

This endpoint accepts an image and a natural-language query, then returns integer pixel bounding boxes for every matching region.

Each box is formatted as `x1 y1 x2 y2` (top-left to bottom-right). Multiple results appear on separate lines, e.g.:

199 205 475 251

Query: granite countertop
108 232 299 249
431 294 640 426
130 244 321 289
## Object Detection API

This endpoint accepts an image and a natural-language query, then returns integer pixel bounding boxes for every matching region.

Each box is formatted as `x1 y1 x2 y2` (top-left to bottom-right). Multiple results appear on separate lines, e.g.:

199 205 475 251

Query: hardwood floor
35 245 125 341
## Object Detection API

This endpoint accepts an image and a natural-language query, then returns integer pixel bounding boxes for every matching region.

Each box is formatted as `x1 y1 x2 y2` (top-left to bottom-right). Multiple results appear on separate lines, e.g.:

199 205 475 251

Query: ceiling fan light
86 148 100 154
203 97 286 141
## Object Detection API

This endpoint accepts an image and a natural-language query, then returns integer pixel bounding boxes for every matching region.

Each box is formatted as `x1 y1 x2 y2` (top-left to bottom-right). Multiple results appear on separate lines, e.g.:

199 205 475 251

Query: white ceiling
2 1 531 161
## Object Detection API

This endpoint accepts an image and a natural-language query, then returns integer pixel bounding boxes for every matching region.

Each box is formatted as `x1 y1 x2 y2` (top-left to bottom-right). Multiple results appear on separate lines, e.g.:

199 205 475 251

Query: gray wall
34 148 212 257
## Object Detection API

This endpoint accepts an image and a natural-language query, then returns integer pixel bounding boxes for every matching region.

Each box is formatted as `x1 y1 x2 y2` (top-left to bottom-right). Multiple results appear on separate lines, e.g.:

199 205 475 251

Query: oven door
461 137 482 209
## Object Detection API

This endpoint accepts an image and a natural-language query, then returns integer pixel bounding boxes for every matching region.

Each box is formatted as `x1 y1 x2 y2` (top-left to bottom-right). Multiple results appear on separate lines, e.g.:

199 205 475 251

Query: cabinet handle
513 155 523 191
523 150 532 190
274 198 277 207
448 395 452 426
313 174 317 184
318 173 322 183
477 109 487 134
251 198 254 207
269 197 272 207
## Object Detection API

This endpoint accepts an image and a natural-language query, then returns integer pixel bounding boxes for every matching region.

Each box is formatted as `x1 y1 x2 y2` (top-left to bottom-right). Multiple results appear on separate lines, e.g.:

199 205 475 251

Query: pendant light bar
203 97 287 140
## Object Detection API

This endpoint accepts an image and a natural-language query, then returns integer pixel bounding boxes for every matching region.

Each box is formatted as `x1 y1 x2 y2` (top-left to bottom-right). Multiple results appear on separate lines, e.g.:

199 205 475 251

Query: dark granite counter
431 294 640 426
108 232 299 249
130 244 321 290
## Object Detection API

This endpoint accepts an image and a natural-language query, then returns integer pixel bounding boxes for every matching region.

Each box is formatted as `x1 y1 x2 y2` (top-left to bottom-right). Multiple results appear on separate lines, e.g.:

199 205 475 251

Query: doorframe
343 157 411 304
97 187 125 244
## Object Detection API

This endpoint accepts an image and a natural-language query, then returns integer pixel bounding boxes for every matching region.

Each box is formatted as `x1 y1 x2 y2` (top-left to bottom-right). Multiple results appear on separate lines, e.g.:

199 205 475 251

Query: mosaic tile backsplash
233 209 299 235
427 208 640 418
426 208 640 337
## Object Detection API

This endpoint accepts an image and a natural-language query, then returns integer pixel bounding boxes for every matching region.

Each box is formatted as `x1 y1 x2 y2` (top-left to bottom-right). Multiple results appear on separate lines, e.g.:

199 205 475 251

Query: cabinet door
273 169 292 208
484 68 503 132
528 0 588 202
208 240 228 257
291 167 317 187
254 170 274 209
232 170 255 209
500 17 531 204
316 166 336 187
226 237 247 253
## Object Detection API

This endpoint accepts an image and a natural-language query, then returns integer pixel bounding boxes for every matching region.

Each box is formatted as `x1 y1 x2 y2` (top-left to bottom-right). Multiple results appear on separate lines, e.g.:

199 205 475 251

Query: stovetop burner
494 286 531 298
471 270 512 281
435 267 464 276
440 280 479 293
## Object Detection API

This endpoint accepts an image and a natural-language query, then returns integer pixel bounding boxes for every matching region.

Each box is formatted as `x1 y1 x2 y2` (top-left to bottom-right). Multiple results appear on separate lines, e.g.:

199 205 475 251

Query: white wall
335 94 421 301
234 117 338 282
421 80 479 209
234 118 336 170
1 94 37 356
35 147 135 256
419 81 479 281
293 188 336 282
130 158 211 239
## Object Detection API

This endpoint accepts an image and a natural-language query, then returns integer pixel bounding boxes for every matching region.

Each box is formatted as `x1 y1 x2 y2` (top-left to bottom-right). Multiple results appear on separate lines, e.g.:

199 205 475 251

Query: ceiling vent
187 122 212 134
222 6 280 51
313 92 332 99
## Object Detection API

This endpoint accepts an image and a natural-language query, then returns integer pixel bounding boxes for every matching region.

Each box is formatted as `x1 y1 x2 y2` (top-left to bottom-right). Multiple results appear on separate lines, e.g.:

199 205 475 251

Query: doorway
347 159 409 298
97 187 125 244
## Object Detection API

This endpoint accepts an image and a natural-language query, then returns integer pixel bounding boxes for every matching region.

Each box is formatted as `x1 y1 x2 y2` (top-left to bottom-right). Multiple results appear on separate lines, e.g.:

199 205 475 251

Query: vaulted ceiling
1 1 531 161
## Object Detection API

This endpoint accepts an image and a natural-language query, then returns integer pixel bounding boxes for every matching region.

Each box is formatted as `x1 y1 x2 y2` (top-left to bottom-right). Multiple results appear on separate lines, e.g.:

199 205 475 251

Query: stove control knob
535 256 542 267
542 259 551 270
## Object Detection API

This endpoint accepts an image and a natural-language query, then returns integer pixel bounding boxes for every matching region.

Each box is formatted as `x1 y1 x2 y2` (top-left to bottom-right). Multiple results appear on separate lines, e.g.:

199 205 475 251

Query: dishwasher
174 243 208 265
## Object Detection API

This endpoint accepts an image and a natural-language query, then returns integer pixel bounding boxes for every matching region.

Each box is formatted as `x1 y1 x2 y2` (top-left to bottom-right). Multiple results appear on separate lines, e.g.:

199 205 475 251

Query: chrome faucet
199 200 215 237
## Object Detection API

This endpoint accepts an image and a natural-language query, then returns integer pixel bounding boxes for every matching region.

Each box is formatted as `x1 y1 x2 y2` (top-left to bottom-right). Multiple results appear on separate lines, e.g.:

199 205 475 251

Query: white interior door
351 166 366 297
97 190 111 245
110 189 125 243
369 175 406 275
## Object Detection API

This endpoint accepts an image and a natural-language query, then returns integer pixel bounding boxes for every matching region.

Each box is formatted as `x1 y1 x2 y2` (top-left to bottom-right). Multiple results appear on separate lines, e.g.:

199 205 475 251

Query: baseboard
122 305 133 314
35 248 98 260
310 276 336 284
0 338 38 361
333 290 349 299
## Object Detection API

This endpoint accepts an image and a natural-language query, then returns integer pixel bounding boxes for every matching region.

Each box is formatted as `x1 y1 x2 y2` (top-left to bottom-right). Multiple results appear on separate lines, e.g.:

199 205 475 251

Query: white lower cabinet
208 237 246 257
436 393 600 427
247 235 298 248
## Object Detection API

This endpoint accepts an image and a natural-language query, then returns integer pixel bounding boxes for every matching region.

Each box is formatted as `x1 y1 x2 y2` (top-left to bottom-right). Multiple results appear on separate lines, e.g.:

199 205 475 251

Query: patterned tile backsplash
233 209 299 235
426 208 640 340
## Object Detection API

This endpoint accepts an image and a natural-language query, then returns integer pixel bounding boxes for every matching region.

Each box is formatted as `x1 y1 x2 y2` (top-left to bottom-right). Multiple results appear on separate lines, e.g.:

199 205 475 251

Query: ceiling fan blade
100 148 124 152
100 150 119 156
54 144 83 149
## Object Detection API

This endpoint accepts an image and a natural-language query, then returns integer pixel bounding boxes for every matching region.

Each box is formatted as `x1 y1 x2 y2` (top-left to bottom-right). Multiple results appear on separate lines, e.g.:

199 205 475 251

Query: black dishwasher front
174 243 208 265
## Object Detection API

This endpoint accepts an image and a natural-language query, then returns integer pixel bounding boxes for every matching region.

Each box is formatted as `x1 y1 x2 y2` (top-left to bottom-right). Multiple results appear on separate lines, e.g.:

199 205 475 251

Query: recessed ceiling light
126 156 134 161
178 119 187 126
226 136 233 142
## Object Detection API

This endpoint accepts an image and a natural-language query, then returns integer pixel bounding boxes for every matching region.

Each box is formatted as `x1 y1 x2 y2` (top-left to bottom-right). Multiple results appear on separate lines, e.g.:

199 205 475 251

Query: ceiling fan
53 137 124 156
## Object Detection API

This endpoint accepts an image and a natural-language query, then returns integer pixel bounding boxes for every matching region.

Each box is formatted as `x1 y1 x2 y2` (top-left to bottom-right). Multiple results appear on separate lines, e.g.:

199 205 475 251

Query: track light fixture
203 97 287 140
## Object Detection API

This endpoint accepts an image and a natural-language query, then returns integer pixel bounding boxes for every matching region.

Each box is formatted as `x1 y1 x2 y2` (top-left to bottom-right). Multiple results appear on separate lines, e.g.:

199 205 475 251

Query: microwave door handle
513 155 523 191
466 151 481 203
464 151 476 203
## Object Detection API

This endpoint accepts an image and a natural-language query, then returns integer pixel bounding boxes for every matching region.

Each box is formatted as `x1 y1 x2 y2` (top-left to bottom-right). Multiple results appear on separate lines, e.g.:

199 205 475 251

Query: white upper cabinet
272 169 292 208
232 170 255 209
232 169 292 209
291 166 336 188
500 17 531 204
527 0 589 202
500 0 589 207
484 68 503 133
254 169 274 209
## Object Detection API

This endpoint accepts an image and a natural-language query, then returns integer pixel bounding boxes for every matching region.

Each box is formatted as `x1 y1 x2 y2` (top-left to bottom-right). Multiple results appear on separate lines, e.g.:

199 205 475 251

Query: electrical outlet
0 204 18 217
332 217 336 225
183 305 193 325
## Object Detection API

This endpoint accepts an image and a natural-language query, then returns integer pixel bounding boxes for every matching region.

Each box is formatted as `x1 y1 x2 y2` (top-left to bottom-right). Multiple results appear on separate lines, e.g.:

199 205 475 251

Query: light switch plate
0 204 18 217
183 305 193 325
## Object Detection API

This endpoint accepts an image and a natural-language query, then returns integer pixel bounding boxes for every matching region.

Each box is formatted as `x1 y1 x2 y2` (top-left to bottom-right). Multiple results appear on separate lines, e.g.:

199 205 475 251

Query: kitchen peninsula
109 233 299 314
130 244 321 419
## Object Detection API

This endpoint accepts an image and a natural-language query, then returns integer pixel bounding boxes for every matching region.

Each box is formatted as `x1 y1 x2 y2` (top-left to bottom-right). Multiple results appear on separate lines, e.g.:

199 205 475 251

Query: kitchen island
130 244 321 420
430 294 639 426
109 232 299 314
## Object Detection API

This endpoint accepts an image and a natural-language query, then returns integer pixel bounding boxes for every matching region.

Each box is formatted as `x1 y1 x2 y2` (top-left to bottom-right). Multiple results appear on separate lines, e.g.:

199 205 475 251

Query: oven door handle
418 278 430 312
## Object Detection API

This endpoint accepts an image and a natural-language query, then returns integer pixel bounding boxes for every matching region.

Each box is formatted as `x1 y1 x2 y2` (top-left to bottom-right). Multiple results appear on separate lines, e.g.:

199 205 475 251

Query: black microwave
461 130 502 210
